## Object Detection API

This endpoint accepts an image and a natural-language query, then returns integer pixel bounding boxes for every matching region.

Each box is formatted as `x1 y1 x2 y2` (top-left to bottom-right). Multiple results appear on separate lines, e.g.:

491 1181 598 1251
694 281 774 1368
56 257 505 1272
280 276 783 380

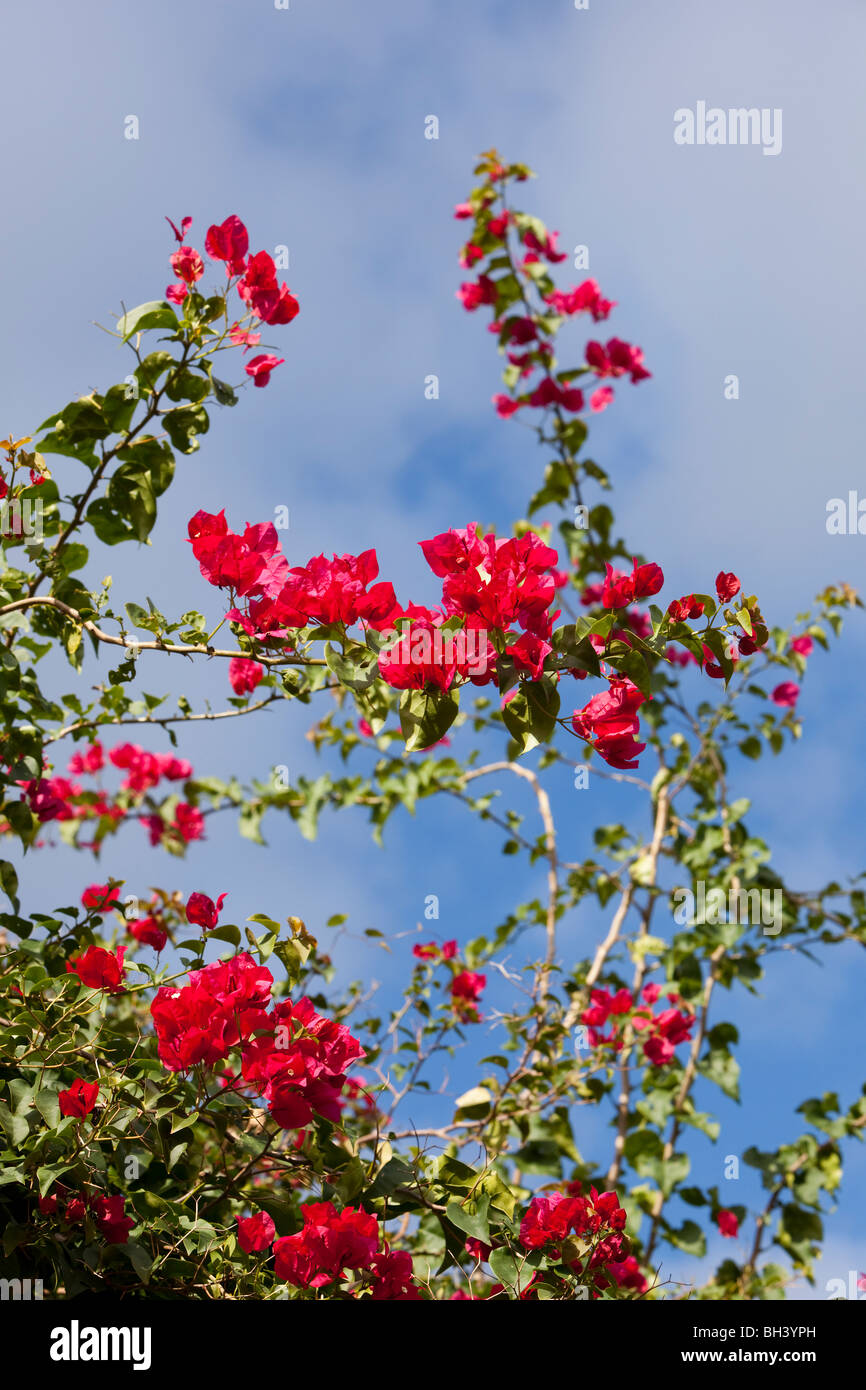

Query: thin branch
0 596 325 666
43 693 285 744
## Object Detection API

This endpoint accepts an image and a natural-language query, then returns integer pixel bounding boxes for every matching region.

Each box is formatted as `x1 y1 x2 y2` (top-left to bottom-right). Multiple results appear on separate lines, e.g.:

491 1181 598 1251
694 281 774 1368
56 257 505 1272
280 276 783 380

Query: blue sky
2 0 865 1296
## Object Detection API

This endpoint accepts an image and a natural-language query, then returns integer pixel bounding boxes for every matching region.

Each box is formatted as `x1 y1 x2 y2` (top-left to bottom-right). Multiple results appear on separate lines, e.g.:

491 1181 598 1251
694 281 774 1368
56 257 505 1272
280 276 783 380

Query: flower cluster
572 678 648 770
188 510 396 648
581 983 694 1067
237 1200 419 1298
13 739 198 852
189 510 568 697
519 1187 646 1296
165 214 298 389
36 1188 134 1245
150 952 274 1072
269 1201 420 1298
240 992 365 1130
150 952 365 1131
412 937 486 1022
454 158 649 420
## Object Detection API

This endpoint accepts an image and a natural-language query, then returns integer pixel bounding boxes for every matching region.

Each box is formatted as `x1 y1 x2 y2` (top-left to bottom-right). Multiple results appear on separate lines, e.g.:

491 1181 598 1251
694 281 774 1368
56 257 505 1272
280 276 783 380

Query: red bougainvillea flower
416 525 559 645
491 315 537 344
601 559 664 610
717 1209 739 1238
102 743 192 794
715 571 741 602
771 681 799 708
701 643 734 680
580 987 634 1038
232 544 394 637
237 250 299 324
533 377 585 412
229 656 264 695
37 1193 59 1215
586 337 650 382
186 891 228 931
204 215 249 275
128 915 168 952
505 631 552 681
493 393 522 418
791 634 813 657
237 1210 276 1254
590 385 615 412
66 1196 87 1223
91 1194 135 1245
273 1202 379 1288
58 1078 100 1119
572 678 648 770
170 245 204 286
667 594 705 622
67 945 126 994
188 510 288 598
241 994 365 1130
451 970 486 1021
376 612 460 693
520 1192 585 1249
229 322 261 350
639 1006 694 1065
81 883 121 913
546 278 615 321
166 281 188 305
465 1236 493 1264
166 215 192 244
459 242 485 269
413 940 458 961
456 275 497 311
68 742 104 775
367 1248 422 1300
522 227 567 263
173 802 205 843
151 951 273 1072
521 1187 629 1270
245 353 284 388
358 718 374 738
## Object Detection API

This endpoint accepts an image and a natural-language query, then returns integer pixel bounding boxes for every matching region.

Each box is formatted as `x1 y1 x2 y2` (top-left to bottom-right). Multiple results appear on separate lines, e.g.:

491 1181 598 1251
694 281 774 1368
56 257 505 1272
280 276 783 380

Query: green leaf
0 1101 29 1146
210 375 238 407
488 1246 522 1289
667 1219 706 1257
399 687 459 752
0 860 19 911
445 1195 491 1244
367 1157 415 1197
325 641 379 692
34 1088 61 1130
501 678 560 754
208 924 241 948
165 367 211 405
162 404 209 455
117 300 179 341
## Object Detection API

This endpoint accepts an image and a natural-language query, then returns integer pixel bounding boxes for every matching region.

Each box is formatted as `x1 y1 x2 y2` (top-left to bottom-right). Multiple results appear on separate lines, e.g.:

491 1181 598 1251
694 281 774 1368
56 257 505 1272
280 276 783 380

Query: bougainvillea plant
0 154 863 1302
